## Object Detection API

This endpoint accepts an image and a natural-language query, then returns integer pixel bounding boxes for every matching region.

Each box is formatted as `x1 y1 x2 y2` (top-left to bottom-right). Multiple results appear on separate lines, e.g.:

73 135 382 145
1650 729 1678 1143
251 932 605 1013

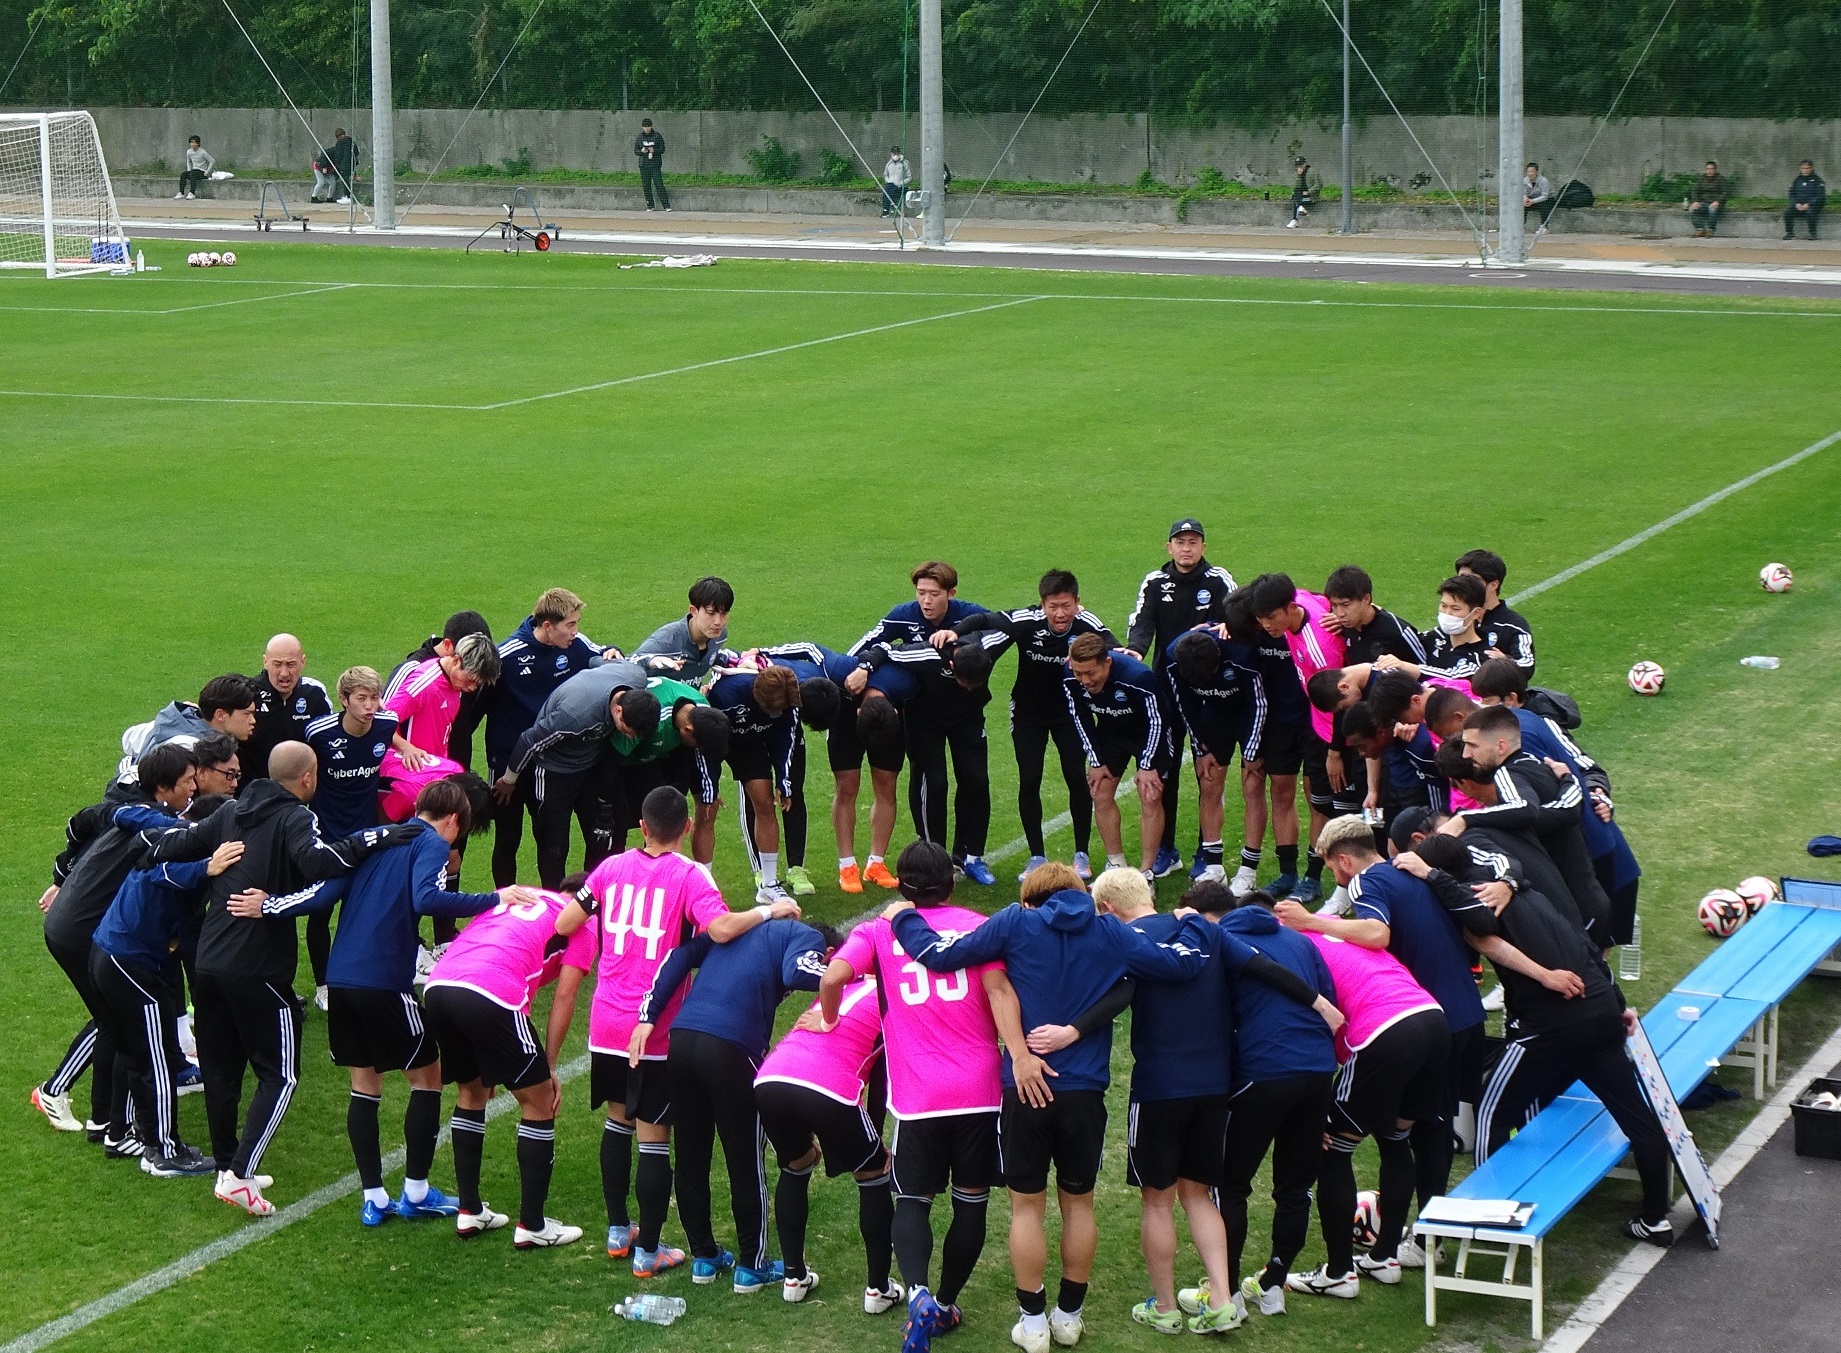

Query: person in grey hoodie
177 136 214 199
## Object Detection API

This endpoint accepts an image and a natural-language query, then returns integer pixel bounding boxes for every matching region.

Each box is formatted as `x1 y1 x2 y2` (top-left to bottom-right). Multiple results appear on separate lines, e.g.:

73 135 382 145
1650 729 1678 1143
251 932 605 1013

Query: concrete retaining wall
24 105 1841 199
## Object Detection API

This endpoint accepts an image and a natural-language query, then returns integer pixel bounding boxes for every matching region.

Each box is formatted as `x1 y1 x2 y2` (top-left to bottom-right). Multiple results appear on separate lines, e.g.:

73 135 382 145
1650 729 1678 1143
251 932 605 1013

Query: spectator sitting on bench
1688 161 1729 237
176 136 213 200
1785 160 1825 241
1408 822 1676 1248
311 129 357 205
1523 163 1555 233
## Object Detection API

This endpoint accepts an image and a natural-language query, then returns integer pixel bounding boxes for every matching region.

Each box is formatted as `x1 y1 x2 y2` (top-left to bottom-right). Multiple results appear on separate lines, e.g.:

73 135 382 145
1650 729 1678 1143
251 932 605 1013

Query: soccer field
4 241 1841 1352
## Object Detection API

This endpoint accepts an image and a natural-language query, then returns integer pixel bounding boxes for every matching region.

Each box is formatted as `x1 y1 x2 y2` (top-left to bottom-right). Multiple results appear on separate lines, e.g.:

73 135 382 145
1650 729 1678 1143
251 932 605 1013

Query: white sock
838 855 857 870
1107 853 1128 869
964 854 982 864
403 1177 429 1203
1021 1312 1049 1336
364 1186 390 1207
760 852 778 885
868 854 885 866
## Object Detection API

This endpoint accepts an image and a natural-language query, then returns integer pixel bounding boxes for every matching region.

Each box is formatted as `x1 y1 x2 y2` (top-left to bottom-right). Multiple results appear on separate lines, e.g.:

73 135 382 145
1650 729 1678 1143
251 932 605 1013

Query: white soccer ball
1627 661 1665 696
221 251 237 266
186 252 201 267
1352 1189 1380 1248
1698 889 1746 938
207 251 222 266
1735 876 1779 915
1760 562 1793 593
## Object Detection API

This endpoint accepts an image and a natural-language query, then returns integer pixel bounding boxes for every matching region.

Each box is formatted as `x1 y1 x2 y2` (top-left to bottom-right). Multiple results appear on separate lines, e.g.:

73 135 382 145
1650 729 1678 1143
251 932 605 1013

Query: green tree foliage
0 0 1836 123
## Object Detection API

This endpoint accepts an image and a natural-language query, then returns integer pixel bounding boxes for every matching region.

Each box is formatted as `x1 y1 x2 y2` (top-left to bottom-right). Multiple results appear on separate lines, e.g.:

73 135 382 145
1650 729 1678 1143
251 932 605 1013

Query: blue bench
1415 878 1841 1339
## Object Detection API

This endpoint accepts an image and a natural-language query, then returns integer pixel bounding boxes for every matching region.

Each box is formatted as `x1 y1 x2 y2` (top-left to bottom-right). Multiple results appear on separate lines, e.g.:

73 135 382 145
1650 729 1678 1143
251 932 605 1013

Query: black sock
938 1189 987 1306
347 1091 383 1191
1056 1278 1088 1314
450 1107 486 1213
1373 1130 1415 1261
1017 1286 1048 1316
892 1195 935 1293
602 1119 635 1228
515 1118 556 1232
1276 844 1299 874
1411 1117 1455 1214
636 1142 673 1252
776 1164 814 1279
1317 1142 1357 1275
1305 849 1325 882
403 1088 441 1185
859 1171 894 1290
1241 846 1262 870
1200 842 1224 865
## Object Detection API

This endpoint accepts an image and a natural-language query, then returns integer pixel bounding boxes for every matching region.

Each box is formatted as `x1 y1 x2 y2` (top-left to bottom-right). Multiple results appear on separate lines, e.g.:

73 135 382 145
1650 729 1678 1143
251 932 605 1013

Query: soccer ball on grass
1352 1190 1380 1248
1734 876 1779 915
1627 661 1665 696
1759 563 1793 593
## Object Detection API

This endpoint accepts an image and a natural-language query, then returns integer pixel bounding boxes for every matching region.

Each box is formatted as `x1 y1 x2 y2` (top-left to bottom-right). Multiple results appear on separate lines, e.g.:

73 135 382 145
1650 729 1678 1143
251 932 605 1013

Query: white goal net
0 111 130 278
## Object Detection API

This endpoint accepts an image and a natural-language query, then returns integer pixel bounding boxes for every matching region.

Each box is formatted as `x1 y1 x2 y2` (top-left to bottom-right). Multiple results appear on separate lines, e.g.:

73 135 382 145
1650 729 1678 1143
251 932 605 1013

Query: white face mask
1435 611 1470 636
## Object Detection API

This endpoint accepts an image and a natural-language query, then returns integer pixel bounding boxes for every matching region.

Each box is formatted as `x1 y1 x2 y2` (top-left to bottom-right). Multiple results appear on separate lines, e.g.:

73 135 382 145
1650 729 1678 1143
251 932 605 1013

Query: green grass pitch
3 241 1841 1351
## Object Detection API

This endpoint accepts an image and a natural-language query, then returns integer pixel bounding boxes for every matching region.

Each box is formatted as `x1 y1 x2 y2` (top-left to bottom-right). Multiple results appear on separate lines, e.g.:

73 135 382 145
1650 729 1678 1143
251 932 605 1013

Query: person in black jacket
312 128 357 204
37 744 198 1150
240 634 332 783
141 741 412 1214
635 119 670 211
1785 160 1826 240
1688 161 1729 237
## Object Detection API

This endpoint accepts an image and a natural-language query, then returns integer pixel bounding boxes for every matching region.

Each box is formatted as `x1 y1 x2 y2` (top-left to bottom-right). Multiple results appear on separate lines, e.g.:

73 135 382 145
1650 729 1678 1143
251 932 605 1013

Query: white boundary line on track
1540 1016 1841 1352
0 284 358 316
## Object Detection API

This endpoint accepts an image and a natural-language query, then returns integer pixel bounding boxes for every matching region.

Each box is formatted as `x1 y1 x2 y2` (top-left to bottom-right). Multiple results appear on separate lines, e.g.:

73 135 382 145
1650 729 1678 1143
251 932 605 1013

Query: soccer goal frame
0 111 131 278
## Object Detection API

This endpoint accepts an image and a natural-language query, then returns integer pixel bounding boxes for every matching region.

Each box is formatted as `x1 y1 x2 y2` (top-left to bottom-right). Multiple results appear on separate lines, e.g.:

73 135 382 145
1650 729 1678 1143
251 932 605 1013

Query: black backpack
1524 686 1582 730
1557 179 1594 209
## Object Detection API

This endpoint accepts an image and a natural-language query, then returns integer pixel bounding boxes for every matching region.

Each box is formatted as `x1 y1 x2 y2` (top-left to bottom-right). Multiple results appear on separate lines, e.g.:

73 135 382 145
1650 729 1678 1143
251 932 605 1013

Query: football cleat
1010 1318 1051 1353
513 1218 583 1249
1354 1253 1401 1284
1229 865 1259 898
839 864 864 894
606 1222 639 1258
1188 850 1213 880
392 1186 460 1219
360 1198 391 1227
140 1144 213 1178
215 1171 275 1216
85 1120 107 1144
1240 1276 1286 1315
102 1134 144 1160
175 1062 204 1096
903 1288 941 1353
1017 855 1049 883
1188 1298 1247 1336
1198 863 1226 883
734 1259 785 1293
961 857 997 886
691 1248 735 1284
1626 1216 1674 1247
633 1244 687 1277
783 1268 820 1302
314 985 329 1013
1150 847 1183 879
931 1303 962 1336
1048 1307 1084 1346
1072 851 1092 881
30 1084 82 1132
455 1204 508 1236
784 865 817 897
865 861 900 889
1284 1265 1358 1298
1481 984 1506 1011
1395 1238 1431 1269
1317 885 1352 917
755 880 794 906
1130 1297 1184 1334
864 1281 905 1314
1176 1279 1211 1315
1290 877 1323 906
1267 872 1298 900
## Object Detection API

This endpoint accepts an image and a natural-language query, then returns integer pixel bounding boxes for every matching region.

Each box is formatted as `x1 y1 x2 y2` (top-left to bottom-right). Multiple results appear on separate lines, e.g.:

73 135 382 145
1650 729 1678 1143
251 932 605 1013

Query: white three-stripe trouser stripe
245 986 301 1175
1473 1037 1530 1166
109 956 178 1156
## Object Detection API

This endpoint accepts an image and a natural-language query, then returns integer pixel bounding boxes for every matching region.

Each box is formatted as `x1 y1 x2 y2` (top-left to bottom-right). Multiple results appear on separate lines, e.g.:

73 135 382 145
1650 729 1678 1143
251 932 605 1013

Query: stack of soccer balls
186 251 237 267
1697 875 1780 937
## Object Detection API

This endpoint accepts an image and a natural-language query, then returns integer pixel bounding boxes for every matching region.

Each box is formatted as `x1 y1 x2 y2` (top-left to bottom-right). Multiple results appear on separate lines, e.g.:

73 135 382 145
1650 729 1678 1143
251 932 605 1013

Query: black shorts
1257 718 1309 777
1187 711 1246 771
1305 730 1368 813
755 1080 884 1176
827 702 905 776
617 746 712 828
889 1111 1000 1197
1329 1007 1451 1139
1125 1094 1230 1190
327 987 438 1072
592 1051 672 1125
422 984 549 1092
999 1087 1108 1196
720 735 777 788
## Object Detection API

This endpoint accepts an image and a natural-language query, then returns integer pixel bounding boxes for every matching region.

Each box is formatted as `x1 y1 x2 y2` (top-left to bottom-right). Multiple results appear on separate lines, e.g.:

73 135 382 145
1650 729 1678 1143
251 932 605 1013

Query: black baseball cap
1169 518 1205 540
1389 806 1435 854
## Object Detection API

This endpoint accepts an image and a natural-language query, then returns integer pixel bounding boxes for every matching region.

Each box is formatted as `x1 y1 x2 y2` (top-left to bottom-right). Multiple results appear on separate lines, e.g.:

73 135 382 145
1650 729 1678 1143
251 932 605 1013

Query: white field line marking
0 295 1045 413
1541 1014 1841 1352
0 283 356 316
0 1052 589 1353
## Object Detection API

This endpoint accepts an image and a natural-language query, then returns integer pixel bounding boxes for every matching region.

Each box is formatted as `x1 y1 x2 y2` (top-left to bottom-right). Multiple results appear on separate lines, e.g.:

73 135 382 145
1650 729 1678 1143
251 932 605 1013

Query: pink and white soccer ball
207 251 222 266
186 252 202 267
1760 562 1793 593
1352 1189 1380 1247
221 251 237 266
1735 876 1779 915
1627 661 1666 696
1698 889 1746 938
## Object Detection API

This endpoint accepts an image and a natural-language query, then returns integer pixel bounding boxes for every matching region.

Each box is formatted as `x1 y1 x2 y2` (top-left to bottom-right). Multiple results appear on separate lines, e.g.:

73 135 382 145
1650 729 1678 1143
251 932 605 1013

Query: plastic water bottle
134 249 145 272
614 1295 686 1325
1740 656 1780 670
1619 914 1642 982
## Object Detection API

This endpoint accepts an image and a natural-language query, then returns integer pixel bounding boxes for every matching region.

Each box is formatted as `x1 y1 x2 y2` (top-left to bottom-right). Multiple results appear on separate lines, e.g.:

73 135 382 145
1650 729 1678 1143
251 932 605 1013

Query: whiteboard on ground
1627 1017 1721 1248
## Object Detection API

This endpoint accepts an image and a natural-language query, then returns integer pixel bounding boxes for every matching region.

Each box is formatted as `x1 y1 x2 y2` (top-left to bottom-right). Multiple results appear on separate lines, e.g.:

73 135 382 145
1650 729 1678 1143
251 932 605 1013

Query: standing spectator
1688 160 1729 237
1285 157 1313 229
635 119 670 212
176 136 213 200
882 146 911 218
1785 160 1826 240
1523 162 1555 232
311 129 357 205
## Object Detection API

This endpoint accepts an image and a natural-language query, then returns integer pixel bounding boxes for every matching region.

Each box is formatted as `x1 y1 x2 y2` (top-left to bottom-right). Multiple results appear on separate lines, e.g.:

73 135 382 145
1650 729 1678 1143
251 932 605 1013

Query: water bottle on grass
614 1295 686 1325
1740 656 1780 670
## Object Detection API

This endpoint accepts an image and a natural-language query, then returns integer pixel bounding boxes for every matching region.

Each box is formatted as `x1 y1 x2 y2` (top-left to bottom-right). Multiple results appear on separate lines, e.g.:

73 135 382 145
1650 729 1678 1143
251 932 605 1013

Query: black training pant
742 737 807 869
668 1028 769 1269
531 757 617 890
47 936 119 1131
906 714 990 860
1476 1010 1673 1223
1012 711 1092 857
640 162 669 209
1158 725 1185 854
89 949 184 1157
192 971 302 1178
489 767 538 888
1785 204 1822 238
1221 1073 1332 1287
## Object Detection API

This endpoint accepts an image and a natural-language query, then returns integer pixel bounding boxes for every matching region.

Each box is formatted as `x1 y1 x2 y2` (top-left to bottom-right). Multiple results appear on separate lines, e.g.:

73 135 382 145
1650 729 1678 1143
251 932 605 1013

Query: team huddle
32 520 1676 1348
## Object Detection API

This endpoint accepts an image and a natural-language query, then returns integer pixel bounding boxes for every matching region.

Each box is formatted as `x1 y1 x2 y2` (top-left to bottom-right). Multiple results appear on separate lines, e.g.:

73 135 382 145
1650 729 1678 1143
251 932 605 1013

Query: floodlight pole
1339 0 1353 234
371 0 396 228
1496 0 1524 262
918 0 944 246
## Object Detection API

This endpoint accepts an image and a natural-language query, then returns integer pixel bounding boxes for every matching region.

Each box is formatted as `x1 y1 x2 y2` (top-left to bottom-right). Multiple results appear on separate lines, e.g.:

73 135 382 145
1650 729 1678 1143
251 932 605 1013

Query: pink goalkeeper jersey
756 977 883 1106
385 658 466 758
425 888 593 1013
1284 591 1346 741
833 907 1002 1119
585 848 731 1059
1304 932 1442 1056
